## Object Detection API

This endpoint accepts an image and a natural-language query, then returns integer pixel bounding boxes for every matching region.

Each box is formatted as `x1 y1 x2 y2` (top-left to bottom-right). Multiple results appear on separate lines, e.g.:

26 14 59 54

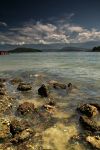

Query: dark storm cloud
0 0 100 46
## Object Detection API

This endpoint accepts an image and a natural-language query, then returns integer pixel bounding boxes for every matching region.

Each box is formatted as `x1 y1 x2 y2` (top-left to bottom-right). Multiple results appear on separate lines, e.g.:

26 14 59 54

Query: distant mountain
8 47 42 53
92 46 100 52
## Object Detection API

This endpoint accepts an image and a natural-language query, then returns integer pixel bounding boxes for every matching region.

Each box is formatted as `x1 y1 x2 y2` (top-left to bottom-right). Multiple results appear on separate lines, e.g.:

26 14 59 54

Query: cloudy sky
0 0 100 49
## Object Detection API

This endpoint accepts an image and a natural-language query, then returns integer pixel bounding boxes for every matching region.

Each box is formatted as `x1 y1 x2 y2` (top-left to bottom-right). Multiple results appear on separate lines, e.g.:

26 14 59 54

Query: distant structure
0 51 9 55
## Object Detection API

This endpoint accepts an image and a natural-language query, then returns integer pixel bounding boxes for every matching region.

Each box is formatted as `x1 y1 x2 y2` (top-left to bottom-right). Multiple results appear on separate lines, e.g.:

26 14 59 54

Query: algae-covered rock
77 104 98 117
17 82 32 91
17 102 35 115
86 135 100 149
38 84 49 97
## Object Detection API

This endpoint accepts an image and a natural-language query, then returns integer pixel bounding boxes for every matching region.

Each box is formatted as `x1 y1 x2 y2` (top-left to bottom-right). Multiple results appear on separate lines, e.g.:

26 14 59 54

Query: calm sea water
0 52 100 149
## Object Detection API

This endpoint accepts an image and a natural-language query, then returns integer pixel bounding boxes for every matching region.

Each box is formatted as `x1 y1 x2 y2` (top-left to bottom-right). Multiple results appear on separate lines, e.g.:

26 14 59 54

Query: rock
90 103 100 112
0 118 10 139
17 102 35 115
0 83 5 88
48 101 56 106
67 83 73 91
11 128 33 144
79 116 100 132
10 78 23 85
0 78 7 83
38 84 49 97
48 80 66 89
77 104 98 117
0 88 7 95
17 82 32 91
86 136 100 149
10 119 29 136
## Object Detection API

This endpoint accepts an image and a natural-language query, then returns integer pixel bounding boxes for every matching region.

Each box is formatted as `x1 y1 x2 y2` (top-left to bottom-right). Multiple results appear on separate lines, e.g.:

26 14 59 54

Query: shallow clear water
0 52 100 150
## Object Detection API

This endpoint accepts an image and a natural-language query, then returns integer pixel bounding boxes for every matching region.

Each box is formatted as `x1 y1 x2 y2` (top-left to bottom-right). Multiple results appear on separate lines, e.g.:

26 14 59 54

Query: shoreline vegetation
8 46 100 53
0 46 100 53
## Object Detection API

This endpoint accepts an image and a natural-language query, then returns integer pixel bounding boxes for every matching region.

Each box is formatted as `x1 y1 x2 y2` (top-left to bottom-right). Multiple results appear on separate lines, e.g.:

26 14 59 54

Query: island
8 47 42 53
92 46 100 52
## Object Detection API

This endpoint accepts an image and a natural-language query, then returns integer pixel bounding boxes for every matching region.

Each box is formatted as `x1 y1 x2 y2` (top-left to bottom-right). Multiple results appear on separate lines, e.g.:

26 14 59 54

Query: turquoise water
0 52 100 149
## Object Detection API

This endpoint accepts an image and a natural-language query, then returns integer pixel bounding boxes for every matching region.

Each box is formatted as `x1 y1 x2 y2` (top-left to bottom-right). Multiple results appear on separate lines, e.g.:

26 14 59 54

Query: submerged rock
17 82 32 91
90 103 100 112
79 116 100 132
10 78 23 85
17 102 35 115
0 88 7 95
77 104 98 117
10 119 29 136
11 128 33 144
86 136 100 149
38 84 49 97
0 78 7 83
0 118 10 139
48 80 66 89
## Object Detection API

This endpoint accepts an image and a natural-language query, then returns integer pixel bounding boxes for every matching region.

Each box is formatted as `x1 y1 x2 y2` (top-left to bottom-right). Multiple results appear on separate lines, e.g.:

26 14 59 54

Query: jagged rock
79 116 100 132
10 78 23 85
48 80 66 89
0 88 7 95
0 83 5 88
17 82 32 91
86 136 100 149
38 84 49 97
77 104 98 117
17 102 35 115
11 128 33 144
0 78 7 83
10 119 29 136
90 103 100 112
0 118 10 139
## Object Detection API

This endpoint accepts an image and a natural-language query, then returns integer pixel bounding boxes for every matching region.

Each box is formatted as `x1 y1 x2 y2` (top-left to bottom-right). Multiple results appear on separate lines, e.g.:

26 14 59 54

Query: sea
0 52 100 150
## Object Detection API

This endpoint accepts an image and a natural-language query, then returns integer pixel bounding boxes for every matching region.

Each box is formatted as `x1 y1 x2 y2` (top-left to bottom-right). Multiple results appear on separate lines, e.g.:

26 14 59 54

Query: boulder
48 80 66 89
10 119 29 136
38 84 49 97
86 136 100 149
17 102 35 115
17 82 32 91
0 78 7 83
10 78 23 85
0 88 7 95
11 128 33 144
79 116 100 132
90 103 100 112
0 118 10 139
77 104 98 117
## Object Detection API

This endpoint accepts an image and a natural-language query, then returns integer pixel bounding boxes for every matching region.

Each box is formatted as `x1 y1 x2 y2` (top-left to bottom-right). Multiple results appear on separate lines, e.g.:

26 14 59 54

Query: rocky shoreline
0 75 100 150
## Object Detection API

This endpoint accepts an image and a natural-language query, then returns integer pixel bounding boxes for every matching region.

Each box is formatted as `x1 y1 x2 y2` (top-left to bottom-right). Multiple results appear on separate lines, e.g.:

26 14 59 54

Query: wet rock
77 104 98 117
67 83 73 91
0 88 7 95
10 78 23 85
11 128 33 144
48 80 66 89
0 78 7 83
90 103 100 112
0 83 5 88
17 82 32 91
17 102 35 115
86 135 100 149
38 84 49 97
0 118 10 139
79 116 100 132
10 119 29 136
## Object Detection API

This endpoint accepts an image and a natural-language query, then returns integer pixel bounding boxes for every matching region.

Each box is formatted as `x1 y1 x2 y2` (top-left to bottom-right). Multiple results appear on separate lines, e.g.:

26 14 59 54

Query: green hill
9 47 42 53
92 46 100 52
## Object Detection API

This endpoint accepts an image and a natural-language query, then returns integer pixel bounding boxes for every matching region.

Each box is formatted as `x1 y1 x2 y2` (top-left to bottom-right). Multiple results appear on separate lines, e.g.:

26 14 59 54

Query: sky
0 0 100 49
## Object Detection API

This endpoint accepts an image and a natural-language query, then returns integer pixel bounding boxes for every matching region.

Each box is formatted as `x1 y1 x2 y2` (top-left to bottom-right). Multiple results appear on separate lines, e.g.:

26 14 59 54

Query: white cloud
0 15 100 45
0 21 7 27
